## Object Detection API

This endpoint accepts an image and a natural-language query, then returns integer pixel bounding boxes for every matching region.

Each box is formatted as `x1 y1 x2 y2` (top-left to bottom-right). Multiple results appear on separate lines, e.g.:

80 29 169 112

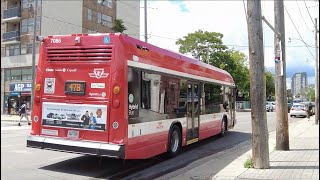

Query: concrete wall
116 0 140 39
1 54 39 68
41 0 83 36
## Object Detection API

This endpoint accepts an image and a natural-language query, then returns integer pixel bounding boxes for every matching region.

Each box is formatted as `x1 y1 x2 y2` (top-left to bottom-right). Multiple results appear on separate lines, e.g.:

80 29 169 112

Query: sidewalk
1 114 31 122
213 116 319 180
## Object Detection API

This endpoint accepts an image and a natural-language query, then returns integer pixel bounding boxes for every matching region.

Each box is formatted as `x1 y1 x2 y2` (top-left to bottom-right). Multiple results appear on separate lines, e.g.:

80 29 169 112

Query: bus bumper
26 135 125 158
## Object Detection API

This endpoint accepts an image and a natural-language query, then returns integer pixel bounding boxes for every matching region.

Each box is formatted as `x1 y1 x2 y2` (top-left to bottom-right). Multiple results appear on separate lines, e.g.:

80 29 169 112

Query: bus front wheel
168 125 182 157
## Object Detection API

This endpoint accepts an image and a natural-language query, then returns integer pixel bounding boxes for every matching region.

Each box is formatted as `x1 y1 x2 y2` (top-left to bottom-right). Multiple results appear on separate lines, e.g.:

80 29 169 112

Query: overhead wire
304 0 316 26
296 0 312 32
284 6 316 60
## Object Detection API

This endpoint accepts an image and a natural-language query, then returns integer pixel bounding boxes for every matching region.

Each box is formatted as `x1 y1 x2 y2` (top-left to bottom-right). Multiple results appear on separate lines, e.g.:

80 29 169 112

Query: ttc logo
88 68 109 79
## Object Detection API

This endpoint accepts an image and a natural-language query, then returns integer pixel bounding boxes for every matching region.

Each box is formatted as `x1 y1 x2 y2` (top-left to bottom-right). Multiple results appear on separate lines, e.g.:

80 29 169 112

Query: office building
291 72 308 98
1 0 140 114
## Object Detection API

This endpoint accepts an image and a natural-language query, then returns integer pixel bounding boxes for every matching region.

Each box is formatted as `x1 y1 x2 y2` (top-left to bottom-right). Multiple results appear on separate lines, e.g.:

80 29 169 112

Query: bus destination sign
65 81 86 95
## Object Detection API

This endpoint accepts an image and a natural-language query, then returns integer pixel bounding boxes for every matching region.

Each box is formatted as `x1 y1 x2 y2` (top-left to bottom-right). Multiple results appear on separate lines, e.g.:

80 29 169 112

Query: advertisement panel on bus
42 102 107 131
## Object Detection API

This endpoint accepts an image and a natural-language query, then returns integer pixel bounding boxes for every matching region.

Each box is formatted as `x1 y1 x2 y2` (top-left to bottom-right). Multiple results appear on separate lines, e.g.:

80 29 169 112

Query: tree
111 19 127 33
300 86 315 101
176 30 250 97
265 70 275 101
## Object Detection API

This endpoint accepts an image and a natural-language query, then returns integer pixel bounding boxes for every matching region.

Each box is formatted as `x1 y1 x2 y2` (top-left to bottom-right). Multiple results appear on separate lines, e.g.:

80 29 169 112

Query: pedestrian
18 101 31 126
305 100 312 121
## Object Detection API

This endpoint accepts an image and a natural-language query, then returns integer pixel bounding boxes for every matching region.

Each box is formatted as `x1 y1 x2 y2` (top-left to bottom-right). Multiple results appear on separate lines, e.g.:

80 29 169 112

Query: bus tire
168 125 181 157
220 118 227 137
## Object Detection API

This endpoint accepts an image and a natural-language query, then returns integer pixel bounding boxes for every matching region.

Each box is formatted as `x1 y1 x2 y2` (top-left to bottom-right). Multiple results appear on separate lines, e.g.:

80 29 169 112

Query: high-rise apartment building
291 72 308 98
1 0 140 115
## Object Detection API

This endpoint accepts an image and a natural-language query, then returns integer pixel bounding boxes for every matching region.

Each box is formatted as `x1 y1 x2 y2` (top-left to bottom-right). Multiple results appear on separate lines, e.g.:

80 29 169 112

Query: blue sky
140 0 319 88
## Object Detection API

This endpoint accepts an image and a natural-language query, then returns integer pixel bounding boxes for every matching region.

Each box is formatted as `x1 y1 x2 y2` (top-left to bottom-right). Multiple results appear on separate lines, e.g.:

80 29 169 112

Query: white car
290 104 307 118
270 102 276 110
266 102 274 112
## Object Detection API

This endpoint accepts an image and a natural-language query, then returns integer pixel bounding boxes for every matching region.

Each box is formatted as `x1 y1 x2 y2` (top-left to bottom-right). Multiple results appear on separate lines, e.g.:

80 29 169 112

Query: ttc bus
27 33 236 159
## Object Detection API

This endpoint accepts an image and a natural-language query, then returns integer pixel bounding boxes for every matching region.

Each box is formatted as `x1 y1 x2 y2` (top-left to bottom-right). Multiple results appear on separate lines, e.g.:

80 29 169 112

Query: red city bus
27 33 236 159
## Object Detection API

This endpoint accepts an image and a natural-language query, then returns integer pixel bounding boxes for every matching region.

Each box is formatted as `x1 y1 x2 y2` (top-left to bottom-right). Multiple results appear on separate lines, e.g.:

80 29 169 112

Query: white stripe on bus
127 60 235 87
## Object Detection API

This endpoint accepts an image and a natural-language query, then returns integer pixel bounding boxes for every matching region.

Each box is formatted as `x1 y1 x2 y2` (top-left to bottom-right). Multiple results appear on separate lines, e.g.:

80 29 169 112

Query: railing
3 7 21 19
2 31 20 42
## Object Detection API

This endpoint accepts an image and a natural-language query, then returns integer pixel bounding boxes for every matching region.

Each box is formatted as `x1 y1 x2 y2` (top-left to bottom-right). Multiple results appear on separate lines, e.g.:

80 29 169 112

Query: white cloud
140 0 319 83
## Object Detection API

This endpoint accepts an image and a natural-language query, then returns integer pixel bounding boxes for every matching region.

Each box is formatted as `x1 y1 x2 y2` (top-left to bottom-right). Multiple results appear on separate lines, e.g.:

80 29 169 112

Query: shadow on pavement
39 131 252 179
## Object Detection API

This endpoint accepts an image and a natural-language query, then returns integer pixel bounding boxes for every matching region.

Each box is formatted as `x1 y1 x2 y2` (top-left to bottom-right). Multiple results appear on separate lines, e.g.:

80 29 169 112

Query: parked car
266 102 274 112
290 104 307 118
270 102 276 110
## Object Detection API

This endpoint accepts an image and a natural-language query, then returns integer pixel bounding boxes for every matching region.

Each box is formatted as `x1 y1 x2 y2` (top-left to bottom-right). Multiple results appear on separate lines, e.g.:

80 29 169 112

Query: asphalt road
1 112 304 180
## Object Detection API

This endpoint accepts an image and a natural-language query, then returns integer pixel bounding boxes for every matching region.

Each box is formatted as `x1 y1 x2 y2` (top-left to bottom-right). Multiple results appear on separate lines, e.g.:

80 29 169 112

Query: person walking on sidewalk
306 100 312 121
18 101 31 126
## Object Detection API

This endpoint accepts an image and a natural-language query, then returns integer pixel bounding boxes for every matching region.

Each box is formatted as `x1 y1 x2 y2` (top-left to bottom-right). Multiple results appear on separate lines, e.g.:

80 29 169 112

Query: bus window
202 83 223 114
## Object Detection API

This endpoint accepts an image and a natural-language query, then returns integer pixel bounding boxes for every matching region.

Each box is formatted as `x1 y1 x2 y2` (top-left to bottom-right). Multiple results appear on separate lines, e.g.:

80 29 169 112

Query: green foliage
176 30 250 97
265 70 275 101
111 19 127 33
244 156 254 168
300 86 315 101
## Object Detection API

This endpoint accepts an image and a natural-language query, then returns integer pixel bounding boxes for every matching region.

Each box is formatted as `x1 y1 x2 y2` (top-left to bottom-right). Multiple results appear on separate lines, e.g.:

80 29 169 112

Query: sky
138 0 319 89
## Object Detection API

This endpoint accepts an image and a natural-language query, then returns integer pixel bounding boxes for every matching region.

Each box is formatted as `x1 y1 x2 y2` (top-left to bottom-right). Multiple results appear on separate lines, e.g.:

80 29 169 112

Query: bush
244 157 254 168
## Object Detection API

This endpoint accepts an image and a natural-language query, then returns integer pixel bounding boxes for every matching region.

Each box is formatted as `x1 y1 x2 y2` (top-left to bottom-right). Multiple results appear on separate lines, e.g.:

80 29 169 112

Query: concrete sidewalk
213 116 319 180
1 114 31 122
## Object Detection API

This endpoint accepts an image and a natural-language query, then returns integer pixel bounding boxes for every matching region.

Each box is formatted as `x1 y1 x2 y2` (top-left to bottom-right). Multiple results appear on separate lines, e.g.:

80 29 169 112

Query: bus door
186 82 200 145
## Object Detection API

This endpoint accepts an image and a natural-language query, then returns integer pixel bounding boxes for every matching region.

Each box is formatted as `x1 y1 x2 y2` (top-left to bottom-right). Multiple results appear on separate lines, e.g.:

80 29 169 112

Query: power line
149 34 315 48
296 0 312 32
284 6 315 60
304 0 316 26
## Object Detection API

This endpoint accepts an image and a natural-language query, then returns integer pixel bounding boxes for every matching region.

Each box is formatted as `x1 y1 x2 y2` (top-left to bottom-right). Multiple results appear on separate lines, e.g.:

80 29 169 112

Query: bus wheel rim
222 120 226 134
171 131 179 152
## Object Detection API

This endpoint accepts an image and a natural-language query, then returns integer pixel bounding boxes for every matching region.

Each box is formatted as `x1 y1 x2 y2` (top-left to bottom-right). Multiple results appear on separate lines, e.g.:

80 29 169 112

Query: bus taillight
113 85 120 94
35 84 41 91
113 99 120 108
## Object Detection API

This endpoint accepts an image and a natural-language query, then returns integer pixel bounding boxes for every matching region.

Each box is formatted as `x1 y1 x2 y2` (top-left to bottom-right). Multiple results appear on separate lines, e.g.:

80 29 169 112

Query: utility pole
144 0 148 42
31 0 38 113
274 0 289 150
247 0 270 169
315 18 319 124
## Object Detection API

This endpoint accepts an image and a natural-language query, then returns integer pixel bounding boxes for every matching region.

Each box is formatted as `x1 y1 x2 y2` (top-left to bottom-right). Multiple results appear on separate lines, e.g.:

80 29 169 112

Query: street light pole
144 0 147 42
30 0 38 113
314 18 319 124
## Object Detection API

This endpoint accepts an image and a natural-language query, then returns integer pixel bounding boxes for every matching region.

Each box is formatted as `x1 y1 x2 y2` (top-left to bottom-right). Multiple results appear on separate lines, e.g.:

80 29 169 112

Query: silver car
290 104 307 118
266 102 274 112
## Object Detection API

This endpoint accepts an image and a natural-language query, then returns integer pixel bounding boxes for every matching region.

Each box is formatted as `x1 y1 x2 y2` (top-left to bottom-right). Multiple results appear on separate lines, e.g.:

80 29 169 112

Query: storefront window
10 69 22 81
4 69 11 82
22 68 32 80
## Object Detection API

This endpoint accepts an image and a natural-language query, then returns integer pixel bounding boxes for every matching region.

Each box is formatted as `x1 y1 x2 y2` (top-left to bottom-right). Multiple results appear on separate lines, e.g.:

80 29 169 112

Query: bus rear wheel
168 125 181 157
220 118 227 137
